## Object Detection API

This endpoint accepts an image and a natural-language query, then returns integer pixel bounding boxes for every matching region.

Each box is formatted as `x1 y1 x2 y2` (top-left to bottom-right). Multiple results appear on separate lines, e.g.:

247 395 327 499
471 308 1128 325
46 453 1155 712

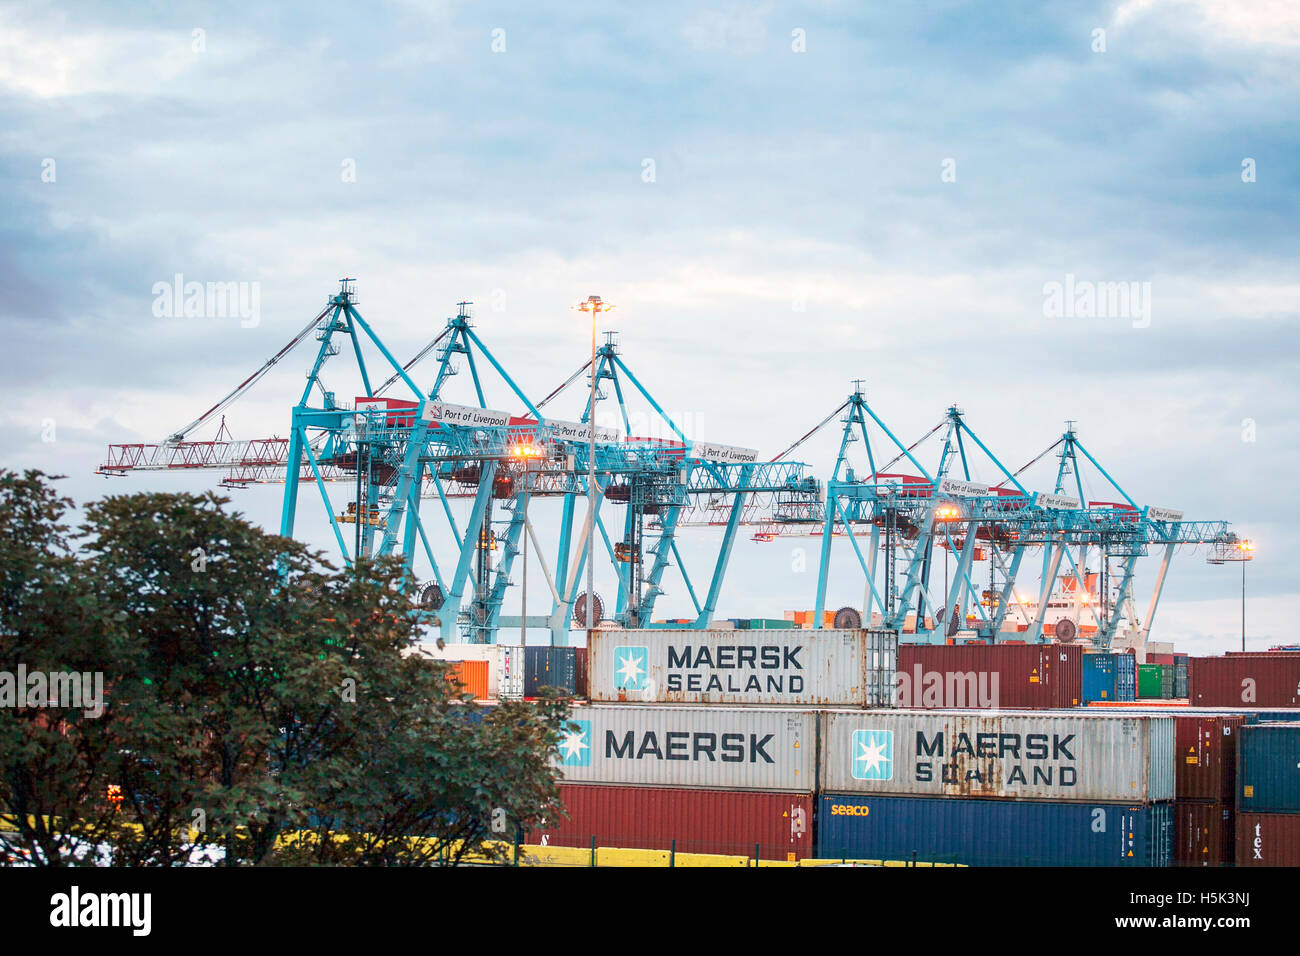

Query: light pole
1208 538 1254 652
513 442 543 647
935 503 961 633
576 294 613 633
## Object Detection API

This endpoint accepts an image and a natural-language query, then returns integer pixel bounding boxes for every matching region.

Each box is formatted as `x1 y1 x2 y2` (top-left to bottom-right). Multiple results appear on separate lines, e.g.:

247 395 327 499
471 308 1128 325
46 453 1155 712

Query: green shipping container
1137 663 1165 699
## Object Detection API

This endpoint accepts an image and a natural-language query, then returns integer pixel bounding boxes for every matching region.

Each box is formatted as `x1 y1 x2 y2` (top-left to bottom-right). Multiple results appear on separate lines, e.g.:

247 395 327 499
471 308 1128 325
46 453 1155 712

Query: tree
0 473 573 866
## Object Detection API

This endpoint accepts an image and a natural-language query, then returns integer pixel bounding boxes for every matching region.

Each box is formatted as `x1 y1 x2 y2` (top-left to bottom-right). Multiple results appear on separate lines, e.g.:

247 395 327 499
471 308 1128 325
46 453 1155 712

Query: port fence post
590 835 596 868
755 843 760 867
513 832 520 867
670 839 675 868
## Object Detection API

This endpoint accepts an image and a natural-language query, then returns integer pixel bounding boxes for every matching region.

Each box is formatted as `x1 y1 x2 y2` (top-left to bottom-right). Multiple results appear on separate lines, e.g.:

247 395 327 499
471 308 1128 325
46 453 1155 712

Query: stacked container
1235 722 1300 865
895 643 1082 709
408 642 525 699
1172 714 1246 866
1173 654 1190 699
815 710 1174 866
534 703 817 859
523 646 588 698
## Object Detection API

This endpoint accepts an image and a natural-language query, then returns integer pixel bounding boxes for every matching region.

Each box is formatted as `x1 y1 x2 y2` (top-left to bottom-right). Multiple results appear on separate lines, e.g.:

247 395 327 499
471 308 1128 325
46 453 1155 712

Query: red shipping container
1147 653 1175 666
1175 714 1247 802
1190 656 1300 708
896 643 1082 709
1174 802 1233 867
530 784 814 861
1236 812 1300 866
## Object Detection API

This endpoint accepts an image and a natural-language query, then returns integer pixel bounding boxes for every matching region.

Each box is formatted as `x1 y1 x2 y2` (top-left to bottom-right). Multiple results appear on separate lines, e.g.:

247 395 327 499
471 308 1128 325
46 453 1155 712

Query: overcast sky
3 0 1297 652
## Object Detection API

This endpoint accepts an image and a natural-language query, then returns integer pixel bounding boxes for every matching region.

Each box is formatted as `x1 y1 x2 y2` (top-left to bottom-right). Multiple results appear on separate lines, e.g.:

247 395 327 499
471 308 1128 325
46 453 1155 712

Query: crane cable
770 399 851 463
165 304 332 442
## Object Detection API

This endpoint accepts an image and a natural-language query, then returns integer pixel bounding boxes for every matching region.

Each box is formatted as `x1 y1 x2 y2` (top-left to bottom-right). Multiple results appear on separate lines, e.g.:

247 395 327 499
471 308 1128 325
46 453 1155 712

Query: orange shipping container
447 660 490 699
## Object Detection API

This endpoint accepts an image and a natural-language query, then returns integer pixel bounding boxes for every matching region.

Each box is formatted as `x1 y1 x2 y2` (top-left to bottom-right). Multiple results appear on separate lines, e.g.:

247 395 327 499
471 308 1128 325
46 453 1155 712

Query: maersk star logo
613 646 649 690
559 720 591 766
851 729 893 781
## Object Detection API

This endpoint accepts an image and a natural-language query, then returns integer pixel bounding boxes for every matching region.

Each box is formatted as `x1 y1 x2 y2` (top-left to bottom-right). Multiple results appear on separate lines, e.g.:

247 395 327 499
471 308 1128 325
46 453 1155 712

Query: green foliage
0 471 571 866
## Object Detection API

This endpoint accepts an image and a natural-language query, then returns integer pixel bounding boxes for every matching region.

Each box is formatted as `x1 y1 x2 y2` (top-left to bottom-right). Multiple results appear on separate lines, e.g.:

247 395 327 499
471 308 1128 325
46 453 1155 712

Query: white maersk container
405 642 524 699
587 628 896 707
558 704 816 793
820 710 1174 803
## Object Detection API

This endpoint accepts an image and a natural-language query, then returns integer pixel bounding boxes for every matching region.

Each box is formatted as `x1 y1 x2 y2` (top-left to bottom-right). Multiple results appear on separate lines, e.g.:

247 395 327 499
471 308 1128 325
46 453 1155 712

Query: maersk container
1236 811 1300 866
1175 714 1247 803
816 794 1173 867
587 628 896 707
558 704 816 792
1238 722 1300 813
896 643 1081 709
528 784 814 861
525 647 587 698
1190 655 1300 708
407 642 524 699
820 710 1174 803
1174 801 1233 867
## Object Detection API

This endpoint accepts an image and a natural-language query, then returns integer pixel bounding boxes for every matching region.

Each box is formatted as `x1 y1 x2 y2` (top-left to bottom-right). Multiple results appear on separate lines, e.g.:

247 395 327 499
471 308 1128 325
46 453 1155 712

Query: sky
2 0 1297 653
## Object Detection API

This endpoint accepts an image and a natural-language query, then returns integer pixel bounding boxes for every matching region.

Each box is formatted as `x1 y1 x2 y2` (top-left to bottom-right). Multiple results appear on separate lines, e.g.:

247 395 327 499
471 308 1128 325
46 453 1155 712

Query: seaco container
529 784 814 861
1174 801 1233 867
587 628 896 707
1175 714 1247 803
525 647 588 698
819 710 1174 803
558 705 816 792
895 643 1081 709
1237 722 1300 813
816 794 1173 867
1236 812 1300 866
1189 655 1300 708
407 643 524 699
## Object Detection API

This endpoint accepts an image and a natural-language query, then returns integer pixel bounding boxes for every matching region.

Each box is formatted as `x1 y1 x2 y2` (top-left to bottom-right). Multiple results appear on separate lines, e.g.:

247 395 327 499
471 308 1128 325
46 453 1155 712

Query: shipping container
1174 801 1233 867
1190 655 1300 708
407 642 524 699
1116 652 1136 701
447 660 490 699
1238 722 1300 813
1137 664 1165 699
1082 653 1121 703
1175 714 1247 803
896 643 1081 709
587 628 896 707
1236 812 1300 866
525 647 587 698
559 704 816 792
820 710 1174 803
528 784 814 861
816 794 1173 867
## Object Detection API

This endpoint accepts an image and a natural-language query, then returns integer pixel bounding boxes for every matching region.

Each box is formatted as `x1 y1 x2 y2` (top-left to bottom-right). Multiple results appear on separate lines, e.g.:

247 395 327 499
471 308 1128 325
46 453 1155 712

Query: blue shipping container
1082 653 1118 703
1116 653 1136 701
816 794 1173 867
1238 722 1300 813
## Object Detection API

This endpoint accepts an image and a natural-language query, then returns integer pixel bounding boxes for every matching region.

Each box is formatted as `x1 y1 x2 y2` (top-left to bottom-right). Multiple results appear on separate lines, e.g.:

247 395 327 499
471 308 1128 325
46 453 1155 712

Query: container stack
1172 714 1245 866
1235 722 1300 866
1137 663 1175 700
409 642 588 699
815 710 1175 866
530 628 898 860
